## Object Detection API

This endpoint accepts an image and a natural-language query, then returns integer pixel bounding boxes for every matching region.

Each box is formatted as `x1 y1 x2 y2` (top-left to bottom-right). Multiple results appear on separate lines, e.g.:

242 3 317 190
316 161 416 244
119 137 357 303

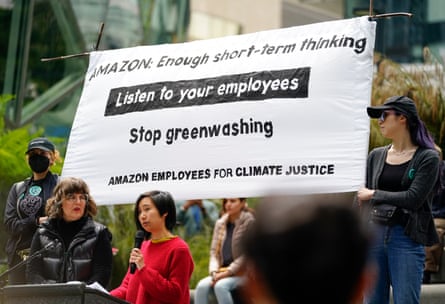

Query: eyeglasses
378 110 398 122
65 193 88 203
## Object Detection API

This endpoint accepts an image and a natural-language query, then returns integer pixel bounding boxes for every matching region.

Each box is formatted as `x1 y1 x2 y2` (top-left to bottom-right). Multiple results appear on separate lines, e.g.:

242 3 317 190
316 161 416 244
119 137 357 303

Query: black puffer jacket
26 217 113 287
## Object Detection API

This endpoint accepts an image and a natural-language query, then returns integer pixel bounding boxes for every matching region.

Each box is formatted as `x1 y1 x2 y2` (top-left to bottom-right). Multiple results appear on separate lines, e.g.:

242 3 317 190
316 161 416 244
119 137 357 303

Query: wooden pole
368 0 413 20
41 22 104 62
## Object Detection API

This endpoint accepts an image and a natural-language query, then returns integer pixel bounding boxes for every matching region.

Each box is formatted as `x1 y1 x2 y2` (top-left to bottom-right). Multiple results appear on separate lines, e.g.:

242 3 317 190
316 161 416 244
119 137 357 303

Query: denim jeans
194 275 244 304
364 224 425 304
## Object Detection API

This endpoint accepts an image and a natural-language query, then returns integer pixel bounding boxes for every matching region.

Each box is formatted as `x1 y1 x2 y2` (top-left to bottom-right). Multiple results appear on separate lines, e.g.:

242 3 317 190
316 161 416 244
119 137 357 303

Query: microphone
0 240 58 286
130 230 145 274
33 240 57 259
43 240 57 251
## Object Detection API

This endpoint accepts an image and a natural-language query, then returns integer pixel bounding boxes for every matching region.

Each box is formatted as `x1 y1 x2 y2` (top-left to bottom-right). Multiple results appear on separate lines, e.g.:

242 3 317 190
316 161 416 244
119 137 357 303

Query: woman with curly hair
26 177 113 288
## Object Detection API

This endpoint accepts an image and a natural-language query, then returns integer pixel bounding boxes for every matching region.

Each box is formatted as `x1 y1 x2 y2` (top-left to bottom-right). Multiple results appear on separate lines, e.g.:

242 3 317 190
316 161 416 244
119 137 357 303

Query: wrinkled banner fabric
62 17 376 205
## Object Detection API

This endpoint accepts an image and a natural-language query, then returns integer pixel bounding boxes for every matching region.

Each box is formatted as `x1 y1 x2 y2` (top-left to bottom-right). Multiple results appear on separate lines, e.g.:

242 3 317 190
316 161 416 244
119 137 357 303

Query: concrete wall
190 0 344 40
190 0 281 39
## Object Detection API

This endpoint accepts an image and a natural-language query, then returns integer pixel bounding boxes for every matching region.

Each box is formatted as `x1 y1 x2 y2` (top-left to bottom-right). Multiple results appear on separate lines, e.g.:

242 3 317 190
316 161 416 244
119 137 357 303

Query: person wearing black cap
356 96 440 304
3 137 60 285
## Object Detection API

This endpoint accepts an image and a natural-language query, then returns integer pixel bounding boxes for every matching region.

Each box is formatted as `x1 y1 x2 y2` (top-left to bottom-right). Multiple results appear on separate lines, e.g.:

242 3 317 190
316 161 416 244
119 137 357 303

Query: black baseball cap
367 96 419 121
26 137 55 154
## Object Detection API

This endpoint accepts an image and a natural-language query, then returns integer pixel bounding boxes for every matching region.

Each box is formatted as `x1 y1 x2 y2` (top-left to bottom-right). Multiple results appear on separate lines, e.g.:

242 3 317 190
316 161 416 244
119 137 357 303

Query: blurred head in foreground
242 195 373 304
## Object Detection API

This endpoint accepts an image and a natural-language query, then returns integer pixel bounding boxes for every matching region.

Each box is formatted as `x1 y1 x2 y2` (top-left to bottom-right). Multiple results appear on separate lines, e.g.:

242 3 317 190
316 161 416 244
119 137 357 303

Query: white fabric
62 17 376 205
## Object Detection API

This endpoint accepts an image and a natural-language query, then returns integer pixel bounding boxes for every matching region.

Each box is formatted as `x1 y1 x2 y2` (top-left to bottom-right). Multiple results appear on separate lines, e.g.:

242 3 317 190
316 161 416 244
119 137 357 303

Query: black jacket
3 172 58 264
432 160 445 219
26 217 113 288
365 145 439 246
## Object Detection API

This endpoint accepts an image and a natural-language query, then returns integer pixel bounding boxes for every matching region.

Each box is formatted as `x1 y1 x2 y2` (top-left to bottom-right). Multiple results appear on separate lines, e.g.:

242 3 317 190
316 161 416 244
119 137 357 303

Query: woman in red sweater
110 190 194 304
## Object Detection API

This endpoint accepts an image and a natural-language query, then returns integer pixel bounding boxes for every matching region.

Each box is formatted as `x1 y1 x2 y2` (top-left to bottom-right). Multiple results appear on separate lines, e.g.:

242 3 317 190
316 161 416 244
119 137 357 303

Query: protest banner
62 16 376 205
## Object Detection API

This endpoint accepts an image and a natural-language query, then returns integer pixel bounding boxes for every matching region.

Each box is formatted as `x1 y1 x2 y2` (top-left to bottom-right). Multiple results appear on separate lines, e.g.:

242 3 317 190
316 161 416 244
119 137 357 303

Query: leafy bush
370 52 445 151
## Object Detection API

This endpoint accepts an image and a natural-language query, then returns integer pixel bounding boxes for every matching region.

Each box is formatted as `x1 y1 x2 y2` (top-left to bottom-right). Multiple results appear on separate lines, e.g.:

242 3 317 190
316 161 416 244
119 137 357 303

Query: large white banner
62 17 376 205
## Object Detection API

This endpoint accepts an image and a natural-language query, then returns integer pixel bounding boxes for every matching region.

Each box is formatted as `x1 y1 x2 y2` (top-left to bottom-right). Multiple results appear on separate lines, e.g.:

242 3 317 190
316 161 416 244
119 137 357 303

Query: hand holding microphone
130 230 145 274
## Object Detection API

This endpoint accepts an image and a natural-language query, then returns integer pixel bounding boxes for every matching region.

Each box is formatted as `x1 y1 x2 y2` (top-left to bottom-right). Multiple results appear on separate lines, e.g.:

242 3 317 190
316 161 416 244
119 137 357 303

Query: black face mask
28 154 50 173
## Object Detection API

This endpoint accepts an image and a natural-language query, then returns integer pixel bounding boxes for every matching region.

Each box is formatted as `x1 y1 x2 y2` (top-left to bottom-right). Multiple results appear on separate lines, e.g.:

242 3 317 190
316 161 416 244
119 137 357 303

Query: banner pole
371 12 413 19
40 22 105 62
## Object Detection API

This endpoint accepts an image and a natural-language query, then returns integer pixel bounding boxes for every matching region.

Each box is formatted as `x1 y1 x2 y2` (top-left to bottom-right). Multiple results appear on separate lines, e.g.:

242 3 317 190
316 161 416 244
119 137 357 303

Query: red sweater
110 236 194 304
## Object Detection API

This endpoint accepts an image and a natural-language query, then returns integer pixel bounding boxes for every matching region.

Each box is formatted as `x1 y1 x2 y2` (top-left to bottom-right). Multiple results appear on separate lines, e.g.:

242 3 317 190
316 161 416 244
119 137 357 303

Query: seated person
194 198 255 304
175 199 219 238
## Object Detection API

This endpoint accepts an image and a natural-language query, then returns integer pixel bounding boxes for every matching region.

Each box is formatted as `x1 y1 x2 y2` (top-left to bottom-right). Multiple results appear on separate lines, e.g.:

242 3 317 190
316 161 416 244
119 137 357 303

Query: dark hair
46 177 97 218
408 118 436 150
134 190 177 239
221 198 248 216
243 195 370 304
369 96 436 150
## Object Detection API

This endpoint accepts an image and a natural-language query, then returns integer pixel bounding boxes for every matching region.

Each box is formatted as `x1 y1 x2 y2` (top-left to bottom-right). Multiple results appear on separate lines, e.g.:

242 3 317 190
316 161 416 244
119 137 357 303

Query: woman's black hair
134 190 177 239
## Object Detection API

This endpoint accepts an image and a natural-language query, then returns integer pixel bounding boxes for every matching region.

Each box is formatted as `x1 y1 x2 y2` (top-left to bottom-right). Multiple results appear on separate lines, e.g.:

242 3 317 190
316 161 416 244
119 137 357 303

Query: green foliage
0 94 12 132
370 52 445 152
0 128 64 187
177 221 213 288
0 95 64 186
96 204 136 289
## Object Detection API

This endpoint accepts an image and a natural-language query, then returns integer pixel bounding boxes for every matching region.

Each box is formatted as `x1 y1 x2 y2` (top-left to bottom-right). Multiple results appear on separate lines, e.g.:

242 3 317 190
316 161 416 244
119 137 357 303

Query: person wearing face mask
3 137 60 285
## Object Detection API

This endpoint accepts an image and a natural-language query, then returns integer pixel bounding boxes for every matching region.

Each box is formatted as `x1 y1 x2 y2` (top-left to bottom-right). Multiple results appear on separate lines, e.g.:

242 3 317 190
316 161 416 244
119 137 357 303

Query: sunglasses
378 110 399 122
